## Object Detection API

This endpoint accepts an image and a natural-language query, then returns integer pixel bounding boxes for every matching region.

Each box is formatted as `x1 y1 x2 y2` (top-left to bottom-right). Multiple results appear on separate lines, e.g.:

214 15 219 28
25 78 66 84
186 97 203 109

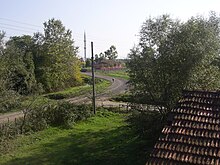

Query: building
94 59 123 70
147 90 220 165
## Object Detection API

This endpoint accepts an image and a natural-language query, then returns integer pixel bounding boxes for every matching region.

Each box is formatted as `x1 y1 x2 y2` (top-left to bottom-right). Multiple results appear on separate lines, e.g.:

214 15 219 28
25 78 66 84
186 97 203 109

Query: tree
127 14 220 113
104 45 118 60
4 35 39 95
85 58 91 67
0 32 21 112
0 31 6 90
95 52 105 62
0 31 5 56
33 18 82 92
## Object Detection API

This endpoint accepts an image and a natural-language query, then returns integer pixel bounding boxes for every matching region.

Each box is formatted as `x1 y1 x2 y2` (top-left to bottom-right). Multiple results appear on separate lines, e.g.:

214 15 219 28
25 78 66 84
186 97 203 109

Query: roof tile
146 90 220 165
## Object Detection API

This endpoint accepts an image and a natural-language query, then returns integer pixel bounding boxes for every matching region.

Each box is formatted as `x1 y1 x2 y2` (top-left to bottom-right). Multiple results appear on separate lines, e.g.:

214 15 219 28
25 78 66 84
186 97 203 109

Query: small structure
94 59 123 71
146 90 220 165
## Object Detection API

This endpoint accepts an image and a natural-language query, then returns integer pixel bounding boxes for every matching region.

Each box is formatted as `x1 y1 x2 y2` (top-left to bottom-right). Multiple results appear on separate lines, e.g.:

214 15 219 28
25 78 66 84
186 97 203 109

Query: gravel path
0 111 24 124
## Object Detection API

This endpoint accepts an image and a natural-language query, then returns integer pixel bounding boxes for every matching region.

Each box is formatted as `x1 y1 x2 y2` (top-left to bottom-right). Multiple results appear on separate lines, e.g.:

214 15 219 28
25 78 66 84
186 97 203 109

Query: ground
0 111 147 165
0 72 128 123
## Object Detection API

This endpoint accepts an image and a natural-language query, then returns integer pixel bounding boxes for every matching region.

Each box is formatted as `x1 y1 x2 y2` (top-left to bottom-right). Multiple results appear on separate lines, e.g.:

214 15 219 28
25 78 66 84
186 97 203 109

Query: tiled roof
146 90 220 165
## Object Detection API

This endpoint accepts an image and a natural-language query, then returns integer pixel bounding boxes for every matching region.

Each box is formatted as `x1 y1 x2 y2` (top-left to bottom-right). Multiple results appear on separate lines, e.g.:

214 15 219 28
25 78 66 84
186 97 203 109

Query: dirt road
67 72 128 104
0 73 128 123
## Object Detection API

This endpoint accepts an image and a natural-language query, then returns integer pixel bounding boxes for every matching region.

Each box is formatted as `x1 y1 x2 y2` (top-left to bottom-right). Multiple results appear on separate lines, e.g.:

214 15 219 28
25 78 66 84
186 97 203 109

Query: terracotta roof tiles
146 90 220 165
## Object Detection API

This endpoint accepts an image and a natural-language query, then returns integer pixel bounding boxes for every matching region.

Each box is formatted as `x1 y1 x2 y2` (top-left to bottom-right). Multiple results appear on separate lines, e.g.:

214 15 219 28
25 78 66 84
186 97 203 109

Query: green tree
33 18 82 92
0 31 5 55
95 52 105 63
85 58 91 67
104 45 118 60
0 32 22 112
0 31 6 91
4 35 39 95
127 14 220 113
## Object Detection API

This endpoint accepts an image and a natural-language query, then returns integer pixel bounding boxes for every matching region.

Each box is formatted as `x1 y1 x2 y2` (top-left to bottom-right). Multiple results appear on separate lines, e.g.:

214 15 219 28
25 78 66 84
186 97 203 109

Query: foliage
0 31 5 55
0 110 148 165
104 45 118 60
0 19 83 96
127 110 165 138
0 90 21 113
23 102 93 130
0 101 93 141
0 32 23 113
33 18 82 92
85 58 91 67
45 77 110 100
95 45 118 62
97 69 129 80
4 35 41 95
111 93 132 102
127 109 165 160
127 13 220 113
95 52 105 62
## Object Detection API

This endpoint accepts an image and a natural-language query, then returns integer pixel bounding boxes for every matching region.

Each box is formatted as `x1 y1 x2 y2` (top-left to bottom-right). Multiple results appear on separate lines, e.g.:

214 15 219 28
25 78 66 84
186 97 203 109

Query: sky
0 0 220 59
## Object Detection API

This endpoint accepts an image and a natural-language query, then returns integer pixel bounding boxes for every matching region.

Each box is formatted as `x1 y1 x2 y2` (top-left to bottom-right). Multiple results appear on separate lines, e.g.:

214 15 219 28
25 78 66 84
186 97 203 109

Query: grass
96 69 129 80
110 93 133 102
0 110 148 165
45 78 111 100
0 75 111 114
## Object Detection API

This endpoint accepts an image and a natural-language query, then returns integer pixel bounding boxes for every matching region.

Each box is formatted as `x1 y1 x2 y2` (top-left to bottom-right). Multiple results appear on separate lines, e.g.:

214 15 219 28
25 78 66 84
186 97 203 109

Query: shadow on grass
2 125 153 165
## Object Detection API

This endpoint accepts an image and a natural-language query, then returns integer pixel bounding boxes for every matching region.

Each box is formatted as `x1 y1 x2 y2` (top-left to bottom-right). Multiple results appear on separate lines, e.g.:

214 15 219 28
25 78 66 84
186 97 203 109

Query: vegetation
0 19 88 113
111 93 132 102
104 45 118 60
33 18 82 92
127 13 220 113
97 69 129 80
0 18 82 98
45 77 110 100
95 45 118 62
0 109 160 165
0 76 110 114
0 102 93 141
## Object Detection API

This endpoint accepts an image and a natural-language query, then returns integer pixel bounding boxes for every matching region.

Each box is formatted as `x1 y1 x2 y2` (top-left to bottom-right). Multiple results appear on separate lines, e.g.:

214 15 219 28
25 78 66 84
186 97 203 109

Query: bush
25 102 93 129
0 102 94 143
0 90 21 113
111 93 132 102
45 102 93 127
127 110 165 140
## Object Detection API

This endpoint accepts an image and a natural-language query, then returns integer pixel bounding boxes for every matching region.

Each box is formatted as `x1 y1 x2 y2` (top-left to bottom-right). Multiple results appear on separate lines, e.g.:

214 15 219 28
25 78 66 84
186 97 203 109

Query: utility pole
84 31 86 62
91 42 96 114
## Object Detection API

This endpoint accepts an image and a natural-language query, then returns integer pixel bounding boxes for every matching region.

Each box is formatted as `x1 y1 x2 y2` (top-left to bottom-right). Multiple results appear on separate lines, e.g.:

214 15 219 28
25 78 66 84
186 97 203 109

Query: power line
0 18 131 45
0 26 37 34
0 17 42 28
0 22 40 31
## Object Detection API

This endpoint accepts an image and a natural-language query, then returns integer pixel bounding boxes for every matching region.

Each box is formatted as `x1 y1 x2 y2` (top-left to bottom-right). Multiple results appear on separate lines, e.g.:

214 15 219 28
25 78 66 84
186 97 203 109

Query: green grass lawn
45 78 111 100
96 69 129 80
0 111 148 165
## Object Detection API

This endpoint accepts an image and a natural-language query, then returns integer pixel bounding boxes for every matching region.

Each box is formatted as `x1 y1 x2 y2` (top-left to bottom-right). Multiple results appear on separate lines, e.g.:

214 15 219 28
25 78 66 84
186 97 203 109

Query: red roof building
94 59 123 70
147 90 220 165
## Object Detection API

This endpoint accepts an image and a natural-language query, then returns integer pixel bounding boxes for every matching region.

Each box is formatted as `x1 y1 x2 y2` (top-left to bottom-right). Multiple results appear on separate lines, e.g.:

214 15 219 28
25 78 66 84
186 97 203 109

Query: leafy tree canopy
33 18 82 92
4 35 39 95
104 45 118 60
127 13 220 113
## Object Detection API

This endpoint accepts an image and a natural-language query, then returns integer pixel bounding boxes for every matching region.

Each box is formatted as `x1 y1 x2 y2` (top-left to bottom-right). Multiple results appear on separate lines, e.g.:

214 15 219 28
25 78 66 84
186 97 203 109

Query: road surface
66 72 128 104
0 73 128 123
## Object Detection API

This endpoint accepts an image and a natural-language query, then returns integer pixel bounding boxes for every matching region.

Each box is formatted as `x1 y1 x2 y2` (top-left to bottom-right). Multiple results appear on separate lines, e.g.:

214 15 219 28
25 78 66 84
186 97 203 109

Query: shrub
0 90 21 113
0 102 94 145
24 102 93 129
127 110 165 140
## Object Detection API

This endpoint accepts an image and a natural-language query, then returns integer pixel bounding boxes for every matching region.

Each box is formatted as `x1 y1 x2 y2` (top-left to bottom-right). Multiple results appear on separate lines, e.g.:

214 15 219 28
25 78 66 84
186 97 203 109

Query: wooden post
91 42 96 114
